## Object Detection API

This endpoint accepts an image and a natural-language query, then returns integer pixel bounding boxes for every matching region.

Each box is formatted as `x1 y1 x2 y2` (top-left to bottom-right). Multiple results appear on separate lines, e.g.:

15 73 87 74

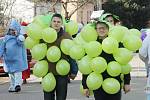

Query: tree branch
68 0 90 19
52 0 59 7
0 0 16 26
62 1 69 19
48 0 59 13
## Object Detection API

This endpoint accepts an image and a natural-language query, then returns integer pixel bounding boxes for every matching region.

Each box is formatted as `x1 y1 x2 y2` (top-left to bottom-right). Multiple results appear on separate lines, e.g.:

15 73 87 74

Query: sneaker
15 85 21 92
8 87 15 92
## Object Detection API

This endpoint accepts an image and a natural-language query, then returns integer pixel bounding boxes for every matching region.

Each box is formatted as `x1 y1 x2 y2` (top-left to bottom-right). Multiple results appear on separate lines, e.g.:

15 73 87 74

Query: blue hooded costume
0 19 28 73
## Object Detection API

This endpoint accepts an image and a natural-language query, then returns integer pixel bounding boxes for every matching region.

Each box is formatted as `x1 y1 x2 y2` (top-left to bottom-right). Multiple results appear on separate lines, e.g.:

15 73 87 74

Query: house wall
77 3 94 24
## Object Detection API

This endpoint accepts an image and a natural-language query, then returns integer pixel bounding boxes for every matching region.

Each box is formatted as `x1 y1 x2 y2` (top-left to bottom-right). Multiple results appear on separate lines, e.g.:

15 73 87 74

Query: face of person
105 16 115 25
8 29 17 35
51 17 63 31
96 23 109 37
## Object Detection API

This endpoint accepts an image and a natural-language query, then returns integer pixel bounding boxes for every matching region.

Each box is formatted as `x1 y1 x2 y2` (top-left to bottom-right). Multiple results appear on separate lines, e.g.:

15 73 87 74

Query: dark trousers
93 88 121 100
44 75 68 100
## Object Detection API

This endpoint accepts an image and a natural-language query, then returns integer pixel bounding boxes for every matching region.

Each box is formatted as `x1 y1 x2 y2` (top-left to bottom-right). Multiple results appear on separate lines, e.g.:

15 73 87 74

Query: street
0 54 148 100
0 77 147 100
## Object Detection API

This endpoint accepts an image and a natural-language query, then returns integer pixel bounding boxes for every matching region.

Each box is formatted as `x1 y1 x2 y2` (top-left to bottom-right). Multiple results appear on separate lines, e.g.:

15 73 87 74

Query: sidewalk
129 53 146 77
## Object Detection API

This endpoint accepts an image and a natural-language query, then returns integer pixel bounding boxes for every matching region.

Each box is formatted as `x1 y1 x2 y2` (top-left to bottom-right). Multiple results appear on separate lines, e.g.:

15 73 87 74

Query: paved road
0 53 148 100
0 77 147 100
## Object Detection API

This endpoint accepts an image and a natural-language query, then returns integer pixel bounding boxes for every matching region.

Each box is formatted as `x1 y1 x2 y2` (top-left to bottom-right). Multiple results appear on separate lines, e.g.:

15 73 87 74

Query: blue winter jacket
0 19 28 73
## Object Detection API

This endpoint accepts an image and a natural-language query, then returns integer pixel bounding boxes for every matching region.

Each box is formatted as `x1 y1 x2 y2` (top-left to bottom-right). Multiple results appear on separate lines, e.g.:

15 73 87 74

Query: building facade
33 0 104 24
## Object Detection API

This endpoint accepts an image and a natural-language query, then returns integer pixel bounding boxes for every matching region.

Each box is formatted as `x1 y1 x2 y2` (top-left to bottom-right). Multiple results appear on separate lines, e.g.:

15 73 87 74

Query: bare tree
0 0 17 35
61 0 94 20
32 0 99 20
0 0 17 26
40 0 96 20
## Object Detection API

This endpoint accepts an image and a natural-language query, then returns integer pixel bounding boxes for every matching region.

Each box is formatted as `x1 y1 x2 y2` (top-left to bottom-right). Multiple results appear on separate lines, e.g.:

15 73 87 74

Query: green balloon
42 28 57 43
33 15 52 28
121 63 132 74
85 41 102 57
73 34 87 46
61 15 66 25
42 73 56 92
102 78 120 94
107 61 121 77
60 39 75 55
123 34 142 51
120 73 124 81
120 74 124 89
86 23 96 28
102 37 119 54
80 25 98 42
113 48 133 64
86 72 103 90
31 43 47 60
27 23 42 40
65 21 78 35
24 37 39 49
78 55 92 75
33 60 48 77
90 57 107 73
56 59 70 75
69 45 85 60
47 46 61 62
108 25 127 42
80 84 93 96
44 14 53 24
129 28 141 37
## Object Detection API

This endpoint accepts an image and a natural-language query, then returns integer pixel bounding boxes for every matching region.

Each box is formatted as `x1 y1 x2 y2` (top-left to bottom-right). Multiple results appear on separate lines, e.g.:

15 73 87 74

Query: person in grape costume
82 21 131 100
43 13 77 100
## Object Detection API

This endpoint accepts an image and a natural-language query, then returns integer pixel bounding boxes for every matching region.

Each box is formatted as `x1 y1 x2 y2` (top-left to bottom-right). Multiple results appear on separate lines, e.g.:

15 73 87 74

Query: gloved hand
18 35 25 41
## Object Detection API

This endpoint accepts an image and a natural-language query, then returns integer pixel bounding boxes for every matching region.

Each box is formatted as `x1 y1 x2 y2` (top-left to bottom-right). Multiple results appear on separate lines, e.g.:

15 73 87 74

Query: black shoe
8 90 15 92
23 79 27 84
15 85 21 92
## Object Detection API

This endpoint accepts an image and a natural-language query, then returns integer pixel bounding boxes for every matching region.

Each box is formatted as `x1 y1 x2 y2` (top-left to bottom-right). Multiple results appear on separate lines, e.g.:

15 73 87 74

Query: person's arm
82 75 90 97
0 38 5 57
123 73 131 94
68 57 78 80
139 34 150 59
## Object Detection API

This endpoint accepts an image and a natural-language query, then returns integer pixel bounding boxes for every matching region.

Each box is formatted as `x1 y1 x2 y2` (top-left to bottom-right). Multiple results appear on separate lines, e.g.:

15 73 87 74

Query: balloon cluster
24 14 78 92
74 24 142 94
24 14 142 94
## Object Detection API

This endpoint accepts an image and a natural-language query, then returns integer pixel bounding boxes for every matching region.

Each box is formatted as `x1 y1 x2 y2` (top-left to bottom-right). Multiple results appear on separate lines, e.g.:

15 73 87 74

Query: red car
0 59 4 73
0 37 8 76
0 59 8 76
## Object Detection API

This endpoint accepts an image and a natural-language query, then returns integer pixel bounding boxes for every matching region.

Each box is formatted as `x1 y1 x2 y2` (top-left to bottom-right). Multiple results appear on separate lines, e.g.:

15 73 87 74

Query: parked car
0 59 8 77
0 37 8 77
0 59 4 73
